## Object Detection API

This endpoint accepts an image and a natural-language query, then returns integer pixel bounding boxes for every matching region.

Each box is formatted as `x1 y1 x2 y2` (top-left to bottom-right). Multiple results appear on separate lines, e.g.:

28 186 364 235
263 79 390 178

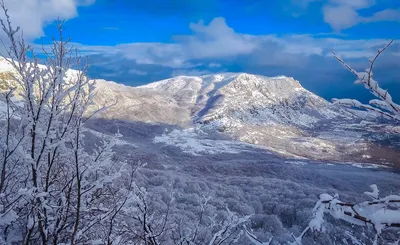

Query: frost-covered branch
294 185 400 245
246 185 399 245
0 4 147 244
208 207 251 245
171 195 251 245
0 4 258 245
332 40 400 122
245 226 273 245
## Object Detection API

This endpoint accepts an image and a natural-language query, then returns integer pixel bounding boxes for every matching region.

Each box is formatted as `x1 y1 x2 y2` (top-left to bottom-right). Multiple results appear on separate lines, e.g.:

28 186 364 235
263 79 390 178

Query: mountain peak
0 55 334 129
103 72 334 127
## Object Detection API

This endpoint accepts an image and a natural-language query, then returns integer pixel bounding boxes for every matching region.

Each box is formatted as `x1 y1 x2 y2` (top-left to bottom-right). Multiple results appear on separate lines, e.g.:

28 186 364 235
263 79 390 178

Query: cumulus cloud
64 16 399 103
181 18 257 59
68 17 391 69
68 18 258 68
323 5 361 30
61 16 396 94
35 16 399 102
366 9 400 22
329 0 374 9
0 0 95 40
171 69 212 77
322 0 400 31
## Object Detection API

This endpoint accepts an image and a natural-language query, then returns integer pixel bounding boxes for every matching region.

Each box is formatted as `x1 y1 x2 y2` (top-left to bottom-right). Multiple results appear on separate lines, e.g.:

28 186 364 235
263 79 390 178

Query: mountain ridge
93 72 338 127
91 72 360 160
1 58 399 163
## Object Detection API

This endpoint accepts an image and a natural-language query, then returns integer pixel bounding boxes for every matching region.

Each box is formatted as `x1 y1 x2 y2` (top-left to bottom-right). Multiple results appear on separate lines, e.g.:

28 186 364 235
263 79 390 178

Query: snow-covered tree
245 184 399 245
0 3 146 244
331 40 400 122
0 4 251 244
246 41 400 245
171 195 250 245
290 185 400 245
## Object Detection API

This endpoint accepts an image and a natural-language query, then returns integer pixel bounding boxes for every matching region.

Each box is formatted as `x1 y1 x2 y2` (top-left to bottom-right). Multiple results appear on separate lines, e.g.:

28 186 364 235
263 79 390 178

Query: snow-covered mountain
93 73 340 126
91 73 400 163
0 57 341 129
91 73 358 159
1 56 398 163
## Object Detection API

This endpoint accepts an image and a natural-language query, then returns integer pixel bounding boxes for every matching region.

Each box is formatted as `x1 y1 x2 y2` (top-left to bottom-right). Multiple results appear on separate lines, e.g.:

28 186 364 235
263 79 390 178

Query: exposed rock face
94 73 339 127
91 73 351 159
1 57 398 163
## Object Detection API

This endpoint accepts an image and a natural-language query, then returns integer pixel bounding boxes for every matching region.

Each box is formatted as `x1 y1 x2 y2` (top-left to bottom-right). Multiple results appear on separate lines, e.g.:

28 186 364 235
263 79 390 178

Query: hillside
0 56 399 245
90 73 399 163
0 57 398 164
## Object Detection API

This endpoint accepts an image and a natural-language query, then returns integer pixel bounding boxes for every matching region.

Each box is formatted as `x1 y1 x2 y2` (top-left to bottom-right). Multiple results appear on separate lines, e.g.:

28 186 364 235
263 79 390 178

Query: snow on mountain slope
113 73 340 127
153 127 260 156
92 79 194 125
90 73 362 160
194 73 338 127
0 57 340 129
1 56 397 162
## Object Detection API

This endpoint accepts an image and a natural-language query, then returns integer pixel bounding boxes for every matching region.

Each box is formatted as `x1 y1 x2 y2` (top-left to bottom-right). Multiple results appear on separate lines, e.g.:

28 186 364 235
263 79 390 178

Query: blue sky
4 0 400 102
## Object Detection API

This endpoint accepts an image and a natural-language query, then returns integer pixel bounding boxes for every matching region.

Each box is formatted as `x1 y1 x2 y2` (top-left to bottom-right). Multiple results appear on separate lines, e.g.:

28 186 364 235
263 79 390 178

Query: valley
1 58 399 244
89 73 400 166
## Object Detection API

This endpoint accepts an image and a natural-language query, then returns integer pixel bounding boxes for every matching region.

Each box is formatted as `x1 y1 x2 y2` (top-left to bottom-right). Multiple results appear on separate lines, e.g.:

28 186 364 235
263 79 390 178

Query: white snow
364 184 380 199
285 160 308 166
154 128 257 155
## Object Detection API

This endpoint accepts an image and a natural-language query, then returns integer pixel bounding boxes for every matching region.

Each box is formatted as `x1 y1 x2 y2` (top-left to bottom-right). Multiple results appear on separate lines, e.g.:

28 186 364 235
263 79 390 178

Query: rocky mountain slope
91 74 346 159
93 73 342 127
0 57 398 164
92 73 399 164
0 57 342 129
98 73 338 125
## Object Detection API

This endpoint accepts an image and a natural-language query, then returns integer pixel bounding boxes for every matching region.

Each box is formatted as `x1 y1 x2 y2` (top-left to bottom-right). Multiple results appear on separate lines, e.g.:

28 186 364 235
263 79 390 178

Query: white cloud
365 9 400 22
66 18 257 68
39 17 392 78
323 5 361 30
171 69 212 77
180 17 257 59
322 0 400 31
65 18 391 69
115 43 185 67
328 0 374 9
129 69 147 75
0 0 95 40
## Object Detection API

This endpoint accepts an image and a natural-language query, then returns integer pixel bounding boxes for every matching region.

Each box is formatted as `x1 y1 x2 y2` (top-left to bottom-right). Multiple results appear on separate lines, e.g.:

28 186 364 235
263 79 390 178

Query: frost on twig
332 40 400 122
245 225 273 245
294 185 400 245
0 3 256 244
0 3 148 243
171 195 252 245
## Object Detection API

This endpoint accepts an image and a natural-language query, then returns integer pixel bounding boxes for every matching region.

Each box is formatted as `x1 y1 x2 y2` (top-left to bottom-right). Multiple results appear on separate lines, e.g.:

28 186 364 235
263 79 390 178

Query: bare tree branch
332 40 400 123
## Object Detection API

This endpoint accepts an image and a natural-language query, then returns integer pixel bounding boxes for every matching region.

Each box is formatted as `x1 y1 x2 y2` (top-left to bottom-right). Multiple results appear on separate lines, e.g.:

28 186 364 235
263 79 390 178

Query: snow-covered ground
154 127 260 155
1 56 397 164
1 56 399 244
84 118 400 244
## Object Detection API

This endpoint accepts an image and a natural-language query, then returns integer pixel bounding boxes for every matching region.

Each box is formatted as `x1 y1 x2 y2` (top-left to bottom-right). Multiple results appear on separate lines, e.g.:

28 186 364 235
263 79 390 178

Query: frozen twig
332 40 400 122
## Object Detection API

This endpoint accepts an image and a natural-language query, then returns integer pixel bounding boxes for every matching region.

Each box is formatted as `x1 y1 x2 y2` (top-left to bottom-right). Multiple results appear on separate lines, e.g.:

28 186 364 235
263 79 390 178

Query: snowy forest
0 2 399 245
